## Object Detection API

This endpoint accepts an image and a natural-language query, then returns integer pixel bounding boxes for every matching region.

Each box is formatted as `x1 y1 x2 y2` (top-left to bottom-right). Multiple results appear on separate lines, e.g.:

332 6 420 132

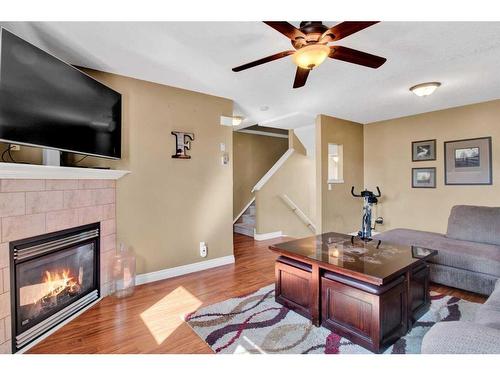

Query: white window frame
327 143 344 184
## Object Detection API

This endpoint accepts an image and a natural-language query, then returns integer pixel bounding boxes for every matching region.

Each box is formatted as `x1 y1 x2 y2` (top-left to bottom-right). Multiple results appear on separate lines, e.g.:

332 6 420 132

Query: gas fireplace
10 223 100 352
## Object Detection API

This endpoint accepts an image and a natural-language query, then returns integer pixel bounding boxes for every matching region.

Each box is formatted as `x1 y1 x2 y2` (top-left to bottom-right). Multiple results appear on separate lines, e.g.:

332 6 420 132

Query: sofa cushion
429 263 497 296
421 321 500 354
475 304 500 329
446 205 500 246
374 228 500 277
484 280 500 308
474 280 500 329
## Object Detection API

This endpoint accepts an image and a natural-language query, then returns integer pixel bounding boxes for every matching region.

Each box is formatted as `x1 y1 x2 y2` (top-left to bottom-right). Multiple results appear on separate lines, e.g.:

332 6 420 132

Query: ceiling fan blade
329 46 386 68
320 21 380 42
263 21 306 41
293 67 310 88
232 50 295 72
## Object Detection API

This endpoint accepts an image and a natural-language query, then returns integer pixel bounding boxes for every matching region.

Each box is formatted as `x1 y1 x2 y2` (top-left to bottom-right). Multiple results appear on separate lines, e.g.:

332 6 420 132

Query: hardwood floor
28 234 486 354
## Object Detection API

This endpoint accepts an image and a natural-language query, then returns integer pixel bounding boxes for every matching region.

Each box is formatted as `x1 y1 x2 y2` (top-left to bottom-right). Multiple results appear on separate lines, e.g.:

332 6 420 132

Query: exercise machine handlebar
351 186 381 198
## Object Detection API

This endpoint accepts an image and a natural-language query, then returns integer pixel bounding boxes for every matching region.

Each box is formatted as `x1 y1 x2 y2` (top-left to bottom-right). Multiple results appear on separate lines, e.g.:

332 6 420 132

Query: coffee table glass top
270 232 437 283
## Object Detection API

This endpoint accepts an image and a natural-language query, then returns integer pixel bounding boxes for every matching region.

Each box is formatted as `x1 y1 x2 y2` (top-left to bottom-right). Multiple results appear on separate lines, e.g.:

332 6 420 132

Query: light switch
220 143 226 152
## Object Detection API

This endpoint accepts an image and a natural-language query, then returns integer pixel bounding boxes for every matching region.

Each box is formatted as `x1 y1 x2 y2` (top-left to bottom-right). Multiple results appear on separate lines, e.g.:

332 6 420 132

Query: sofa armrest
421 321 500 354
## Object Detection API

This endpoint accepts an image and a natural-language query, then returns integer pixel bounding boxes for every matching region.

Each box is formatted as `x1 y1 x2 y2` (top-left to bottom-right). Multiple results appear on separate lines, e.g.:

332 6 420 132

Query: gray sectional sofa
374 205 500 295
421 279 500 353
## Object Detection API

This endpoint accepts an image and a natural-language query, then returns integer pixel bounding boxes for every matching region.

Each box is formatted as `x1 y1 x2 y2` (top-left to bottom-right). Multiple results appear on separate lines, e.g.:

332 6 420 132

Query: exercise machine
351 186 383 241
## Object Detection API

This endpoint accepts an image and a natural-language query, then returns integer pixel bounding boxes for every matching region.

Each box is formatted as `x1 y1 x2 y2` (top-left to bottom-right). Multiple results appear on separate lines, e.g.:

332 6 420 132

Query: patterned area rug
184 284 480 354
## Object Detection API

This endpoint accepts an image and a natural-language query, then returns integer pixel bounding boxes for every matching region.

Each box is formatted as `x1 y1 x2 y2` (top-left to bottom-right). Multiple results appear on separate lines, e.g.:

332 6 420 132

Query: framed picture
412 167 436 188
412 139 436 161
444 137 492 185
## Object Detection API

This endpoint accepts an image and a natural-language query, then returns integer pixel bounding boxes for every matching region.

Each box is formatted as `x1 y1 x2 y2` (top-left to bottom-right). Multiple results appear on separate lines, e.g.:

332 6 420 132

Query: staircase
233 201 256 237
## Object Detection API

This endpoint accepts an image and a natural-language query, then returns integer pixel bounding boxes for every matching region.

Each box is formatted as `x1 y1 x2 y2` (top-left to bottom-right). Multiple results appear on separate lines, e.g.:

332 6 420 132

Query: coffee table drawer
275 259 312 319
321 274 407 353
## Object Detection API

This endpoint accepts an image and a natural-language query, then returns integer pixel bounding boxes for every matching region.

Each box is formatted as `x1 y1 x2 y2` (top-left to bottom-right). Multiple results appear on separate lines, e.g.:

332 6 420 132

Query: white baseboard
135 254 235 286
254 230 283 241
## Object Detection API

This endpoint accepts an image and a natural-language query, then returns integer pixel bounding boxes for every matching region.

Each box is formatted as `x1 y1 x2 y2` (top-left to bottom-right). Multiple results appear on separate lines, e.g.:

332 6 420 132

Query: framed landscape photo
412 139 436 161
412 167 436 188
444 137 492 185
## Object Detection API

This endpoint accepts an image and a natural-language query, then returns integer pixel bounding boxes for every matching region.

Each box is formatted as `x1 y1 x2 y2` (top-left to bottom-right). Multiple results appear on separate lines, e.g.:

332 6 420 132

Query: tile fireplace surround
0 178 118 354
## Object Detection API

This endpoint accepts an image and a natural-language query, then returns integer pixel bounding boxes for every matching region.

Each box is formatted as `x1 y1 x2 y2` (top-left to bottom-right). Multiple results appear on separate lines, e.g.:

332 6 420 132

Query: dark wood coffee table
269 232 437 353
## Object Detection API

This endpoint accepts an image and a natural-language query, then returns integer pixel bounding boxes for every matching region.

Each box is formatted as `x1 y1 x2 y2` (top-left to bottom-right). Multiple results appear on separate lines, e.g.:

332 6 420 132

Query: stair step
234 222 254 237
241 214 255 225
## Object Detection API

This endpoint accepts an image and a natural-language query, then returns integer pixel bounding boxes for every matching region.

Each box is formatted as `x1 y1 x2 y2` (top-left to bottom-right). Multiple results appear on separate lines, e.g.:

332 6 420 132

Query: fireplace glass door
11 223 100 351
16 242 96 334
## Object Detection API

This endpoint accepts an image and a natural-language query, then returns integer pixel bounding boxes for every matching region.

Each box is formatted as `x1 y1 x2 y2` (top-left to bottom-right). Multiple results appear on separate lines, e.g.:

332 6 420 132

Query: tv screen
0 29 121 159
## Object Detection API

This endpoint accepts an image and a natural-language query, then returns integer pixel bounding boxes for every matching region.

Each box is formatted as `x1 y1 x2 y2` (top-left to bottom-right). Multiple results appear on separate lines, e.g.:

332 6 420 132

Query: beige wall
255 151 316 238
364 99 500 234
23 69 234 275
0 143 42 164
233 132 288 218
316 114 364 234
288 130 307 155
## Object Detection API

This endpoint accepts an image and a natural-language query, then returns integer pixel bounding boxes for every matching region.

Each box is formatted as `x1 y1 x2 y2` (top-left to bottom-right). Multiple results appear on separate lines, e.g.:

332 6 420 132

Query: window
328 143 344 183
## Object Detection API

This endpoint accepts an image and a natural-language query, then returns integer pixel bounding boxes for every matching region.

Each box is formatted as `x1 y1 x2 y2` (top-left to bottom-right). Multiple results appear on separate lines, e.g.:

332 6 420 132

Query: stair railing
280 194 316 233
252 149 295 192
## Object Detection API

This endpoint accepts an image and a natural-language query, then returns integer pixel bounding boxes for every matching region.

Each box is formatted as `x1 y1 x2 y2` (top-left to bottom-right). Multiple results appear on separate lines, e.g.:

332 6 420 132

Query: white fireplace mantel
0 162 130 180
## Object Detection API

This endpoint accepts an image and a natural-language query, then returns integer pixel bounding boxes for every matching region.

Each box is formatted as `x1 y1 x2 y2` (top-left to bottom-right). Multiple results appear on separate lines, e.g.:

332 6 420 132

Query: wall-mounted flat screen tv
0 28 121 159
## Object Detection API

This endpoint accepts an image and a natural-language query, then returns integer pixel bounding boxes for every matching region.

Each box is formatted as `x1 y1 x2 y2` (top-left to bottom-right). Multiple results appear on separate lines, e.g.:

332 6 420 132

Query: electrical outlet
199 242 207 258
10 145 21 151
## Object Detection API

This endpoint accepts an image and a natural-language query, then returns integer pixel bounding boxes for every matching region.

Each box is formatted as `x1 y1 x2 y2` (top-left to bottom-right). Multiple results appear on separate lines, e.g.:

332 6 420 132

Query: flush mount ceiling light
292 44 330 70
409 82 441 97
220 115 244 127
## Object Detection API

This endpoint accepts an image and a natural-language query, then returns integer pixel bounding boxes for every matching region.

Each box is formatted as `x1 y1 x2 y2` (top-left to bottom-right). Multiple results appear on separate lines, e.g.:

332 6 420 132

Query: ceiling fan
232 21 387 88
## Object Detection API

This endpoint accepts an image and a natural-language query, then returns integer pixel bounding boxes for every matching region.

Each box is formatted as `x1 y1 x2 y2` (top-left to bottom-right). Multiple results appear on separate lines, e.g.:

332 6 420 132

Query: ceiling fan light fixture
292 44 330 70
409 82 441 97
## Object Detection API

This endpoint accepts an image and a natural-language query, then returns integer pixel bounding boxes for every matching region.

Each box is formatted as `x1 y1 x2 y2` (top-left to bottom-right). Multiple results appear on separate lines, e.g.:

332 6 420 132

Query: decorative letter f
171 131 195 159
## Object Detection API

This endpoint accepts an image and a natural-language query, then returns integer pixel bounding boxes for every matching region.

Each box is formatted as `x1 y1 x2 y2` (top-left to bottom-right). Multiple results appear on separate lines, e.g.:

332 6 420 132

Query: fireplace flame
19 267 84 308
42 268 79 298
